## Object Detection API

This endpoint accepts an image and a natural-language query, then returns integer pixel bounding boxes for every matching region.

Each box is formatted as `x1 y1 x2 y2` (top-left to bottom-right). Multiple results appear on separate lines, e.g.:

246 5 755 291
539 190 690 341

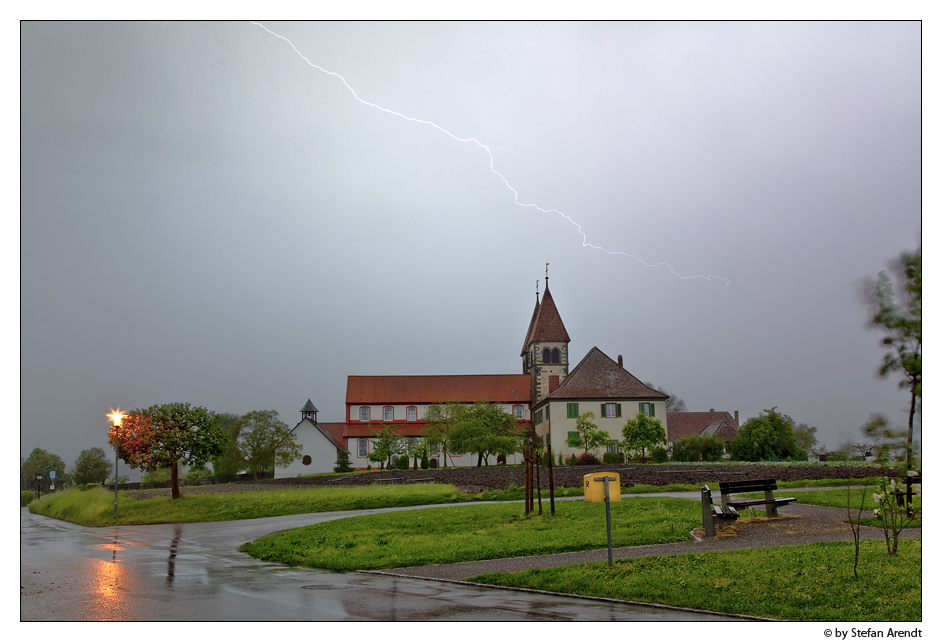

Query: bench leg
764 490 779 517
701 488 716 537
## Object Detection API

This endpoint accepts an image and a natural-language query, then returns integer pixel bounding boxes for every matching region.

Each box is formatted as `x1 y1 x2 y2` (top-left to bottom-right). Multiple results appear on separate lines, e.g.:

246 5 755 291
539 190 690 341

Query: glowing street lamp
108 411 126 518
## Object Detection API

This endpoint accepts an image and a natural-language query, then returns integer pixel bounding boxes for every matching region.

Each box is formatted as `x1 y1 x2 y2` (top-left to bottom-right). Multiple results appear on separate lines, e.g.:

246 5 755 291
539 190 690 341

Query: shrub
334 449 354 473
673 435 726 462
182 465 212 486
826 451 850 461
395 455 410 470
602 451 625 465
420 449 430 470
575 452 600 466
651 446 670 463
569 454 578 466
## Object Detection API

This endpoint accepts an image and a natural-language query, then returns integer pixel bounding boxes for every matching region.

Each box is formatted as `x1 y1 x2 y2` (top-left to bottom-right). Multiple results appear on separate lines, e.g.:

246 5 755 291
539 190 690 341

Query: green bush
182 465 213 486
651 446 669 463
826 451 849 461
569 454 578 466
576 452 600 466
21 490 38 506
602 451 625 465
672 435 726 462
140 467 171 488
334 449 354 473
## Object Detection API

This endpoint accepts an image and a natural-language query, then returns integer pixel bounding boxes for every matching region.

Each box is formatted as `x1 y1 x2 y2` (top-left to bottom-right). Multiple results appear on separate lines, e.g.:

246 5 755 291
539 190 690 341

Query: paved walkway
368 500 921 583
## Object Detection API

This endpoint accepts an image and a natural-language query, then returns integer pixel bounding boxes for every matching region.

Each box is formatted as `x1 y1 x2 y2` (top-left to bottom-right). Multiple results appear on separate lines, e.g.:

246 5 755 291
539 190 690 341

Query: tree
210 413 245 481
72 447 112 485
368 425 405 470
621 412 667 459
110 402 226 499
728 407 806 461
645 382 687 412
447 401 520 466
423 405 455 467
21 448 67 492
865 247 921 470
236 410 302 480
565 411 609 455
793 423 819 456
334 449 354 473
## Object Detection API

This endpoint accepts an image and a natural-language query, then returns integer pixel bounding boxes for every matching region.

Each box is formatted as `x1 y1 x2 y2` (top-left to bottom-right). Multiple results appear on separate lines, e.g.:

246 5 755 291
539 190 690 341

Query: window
542 348 551 363
601 403 622 418
407 406 417 421
429 442 440 455
302 455 312 465
513 405 523 418
568 431 579 444
606 441 619 453
551 348 560 363
357 439 369 458
359 406 370 422
383 406 394 422
567 403 579 418
407 439 416 455
639 402 655 417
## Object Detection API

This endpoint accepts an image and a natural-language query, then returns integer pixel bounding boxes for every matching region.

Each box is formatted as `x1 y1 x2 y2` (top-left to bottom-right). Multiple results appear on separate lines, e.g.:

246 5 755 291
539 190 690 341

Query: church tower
521 269 571 405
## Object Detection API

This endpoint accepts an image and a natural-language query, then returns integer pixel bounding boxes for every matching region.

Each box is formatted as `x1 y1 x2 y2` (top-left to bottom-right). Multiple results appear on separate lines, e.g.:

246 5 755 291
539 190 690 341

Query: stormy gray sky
21 21 922 473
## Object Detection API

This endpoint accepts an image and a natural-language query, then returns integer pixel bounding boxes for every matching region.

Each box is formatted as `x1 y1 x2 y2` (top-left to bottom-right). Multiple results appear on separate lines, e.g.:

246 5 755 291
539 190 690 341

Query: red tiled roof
541 347 669 402
320 422 347 447
666 411 740 443
346 374 531 405
526 286 571 345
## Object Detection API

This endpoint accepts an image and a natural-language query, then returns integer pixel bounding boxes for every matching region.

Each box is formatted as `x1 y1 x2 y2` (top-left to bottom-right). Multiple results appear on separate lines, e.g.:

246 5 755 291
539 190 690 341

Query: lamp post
108 411 126 518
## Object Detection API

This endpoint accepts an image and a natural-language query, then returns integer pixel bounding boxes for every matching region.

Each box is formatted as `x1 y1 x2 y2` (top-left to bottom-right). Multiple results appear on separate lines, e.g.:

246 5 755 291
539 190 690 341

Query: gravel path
365 502 921 582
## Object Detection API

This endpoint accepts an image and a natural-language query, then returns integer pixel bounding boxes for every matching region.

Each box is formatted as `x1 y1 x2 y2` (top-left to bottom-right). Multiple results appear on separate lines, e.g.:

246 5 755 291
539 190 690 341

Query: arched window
542 348 551 363
383 406 394 422
551 348 560 363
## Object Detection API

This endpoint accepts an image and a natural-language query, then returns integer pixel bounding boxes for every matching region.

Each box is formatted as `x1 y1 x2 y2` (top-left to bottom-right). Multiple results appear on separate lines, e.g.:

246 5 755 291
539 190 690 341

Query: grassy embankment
25 477 885 527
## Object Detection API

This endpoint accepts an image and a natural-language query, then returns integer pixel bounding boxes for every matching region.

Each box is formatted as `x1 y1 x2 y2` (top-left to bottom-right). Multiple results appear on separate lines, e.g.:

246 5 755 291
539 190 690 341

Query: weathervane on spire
535 279 540 302
545 262 550 286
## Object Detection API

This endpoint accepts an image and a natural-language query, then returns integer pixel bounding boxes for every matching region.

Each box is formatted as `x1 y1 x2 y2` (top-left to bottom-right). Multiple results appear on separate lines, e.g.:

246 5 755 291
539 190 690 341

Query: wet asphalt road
20 503 738 622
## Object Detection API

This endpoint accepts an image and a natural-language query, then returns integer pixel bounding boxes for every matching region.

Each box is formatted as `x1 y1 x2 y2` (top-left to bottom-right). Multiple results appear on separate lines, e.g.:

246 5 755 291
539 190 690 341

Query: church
276 276 737 476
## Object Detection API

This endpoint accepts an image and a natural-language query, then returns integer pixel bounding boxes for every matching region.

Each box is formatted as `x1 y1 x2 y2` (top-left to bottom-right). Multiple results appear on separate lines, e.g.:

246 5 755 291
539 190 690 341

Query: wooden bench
720 478 795 517
701 485 739 537
892 473 921 516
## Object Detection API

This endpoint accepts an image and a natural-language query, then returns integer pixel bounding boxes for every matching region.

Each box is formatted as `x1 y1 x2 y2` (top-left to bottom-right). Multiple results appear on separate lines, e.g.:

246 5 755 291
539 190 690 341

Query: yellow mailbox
583 472 621 502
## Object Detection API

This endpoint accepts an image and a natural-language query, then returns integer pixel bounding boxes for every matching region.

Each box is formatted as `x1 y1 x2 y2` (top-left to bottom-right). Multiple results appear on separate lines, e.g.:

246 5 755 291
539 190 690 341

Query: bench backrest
719 479 777 494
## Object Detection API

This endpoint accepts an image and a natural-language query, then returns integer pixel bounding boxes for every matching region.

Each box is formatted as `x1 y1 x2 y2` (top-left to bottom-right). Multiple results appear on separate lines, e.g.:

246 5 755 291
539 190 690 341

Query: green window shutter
567 403 579 418
616 403 622 417
639 402 645 415
650 403 655 417
546 406 551 420
601 403 606 416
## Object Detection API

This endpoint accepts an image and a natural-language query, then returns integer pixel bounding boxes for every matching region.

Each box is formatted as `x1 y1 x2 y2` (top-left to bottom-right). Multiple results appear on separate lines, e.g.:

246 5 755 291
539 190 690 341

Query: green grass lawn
26 477 886 528
469 539 921 621
239 496 704 572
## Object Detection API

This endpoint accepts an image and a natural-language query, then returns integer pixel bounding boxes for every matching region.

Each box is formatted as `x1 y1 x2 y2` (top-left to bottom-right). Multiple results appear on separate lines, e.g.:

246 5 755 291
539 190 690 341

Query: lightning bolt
251 21 730 286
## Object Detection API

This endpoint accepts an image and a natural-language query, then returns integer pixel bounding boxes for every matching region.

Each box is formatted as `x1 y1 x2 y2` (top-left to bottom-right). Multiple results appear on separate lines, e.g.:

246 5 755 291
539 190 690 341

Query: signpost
594 475 617 567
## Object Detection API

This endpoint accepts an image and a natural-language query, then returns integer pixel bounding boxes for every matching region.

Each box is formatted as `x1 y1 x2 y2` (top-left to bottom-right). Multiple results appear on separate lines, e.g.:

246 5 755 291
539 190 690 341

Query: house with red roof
665 410 741 445
532 346 670 459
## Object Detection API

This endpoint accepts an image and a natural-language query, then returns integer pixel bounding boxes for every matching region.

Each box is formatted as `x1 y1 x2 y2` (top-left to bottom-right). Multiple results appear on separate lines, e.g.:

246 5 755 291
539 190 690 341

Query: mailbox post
594 475 617 567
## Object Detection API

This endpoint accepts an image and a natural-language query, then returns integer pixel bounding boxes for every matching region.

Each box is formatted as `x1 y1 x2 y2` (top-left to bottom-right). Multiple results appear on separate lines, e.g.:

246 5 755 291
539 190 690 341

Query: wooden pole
546 433 555 516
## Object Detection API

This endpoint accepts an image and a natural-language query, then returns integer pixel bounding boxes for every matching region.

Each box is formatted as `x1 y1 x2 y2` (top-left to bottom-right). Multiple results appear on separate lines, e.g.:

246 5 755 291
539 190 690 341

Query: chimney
734 410 739 425
617 355 623 367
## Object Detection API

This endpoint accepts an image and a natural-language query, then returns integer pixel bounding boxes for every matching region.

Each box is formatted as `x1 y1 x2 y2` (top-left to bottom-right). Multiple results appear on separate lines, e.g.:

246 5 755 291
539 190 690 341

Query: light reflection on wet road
21 506 736 622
